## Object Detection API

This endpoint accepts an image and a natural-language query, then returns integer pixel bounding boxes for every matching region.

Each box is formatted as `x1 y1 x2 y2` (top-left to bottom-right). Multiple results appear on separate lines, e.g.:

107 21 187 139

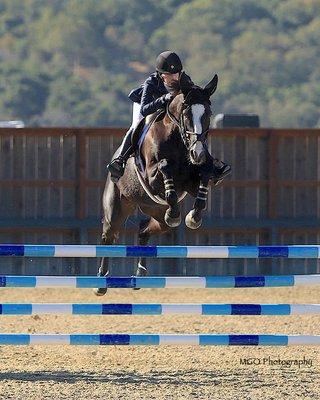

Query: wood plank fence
0 127 319 275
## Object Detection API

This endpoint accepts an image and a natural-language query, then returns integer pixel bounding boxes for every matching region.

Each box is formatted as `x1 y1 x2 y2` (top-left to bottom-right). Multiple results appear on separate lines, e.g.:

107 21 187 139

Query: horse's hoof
93 287 108 296
164 209 181 227
185 210 202 230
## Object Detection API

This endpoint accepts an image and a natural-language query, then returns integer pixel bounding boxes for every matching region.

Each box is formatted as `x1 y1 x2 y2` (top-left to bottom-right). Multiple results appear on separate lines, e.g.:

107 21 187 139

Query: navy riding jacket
128 72 169 117
128 71 193 118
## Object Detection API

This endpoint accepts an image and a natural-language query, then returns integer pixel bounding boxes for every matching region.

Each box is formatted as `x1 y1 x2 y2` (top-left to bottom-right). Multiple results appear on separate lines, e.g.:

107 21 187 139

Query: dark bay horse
95 73 220 295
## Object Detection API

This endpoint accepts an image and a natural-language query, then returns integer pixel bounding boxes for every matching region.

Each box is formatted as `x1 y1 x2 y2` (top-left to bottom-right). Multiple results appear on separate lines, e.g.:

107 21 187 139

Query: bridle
166 94 210 151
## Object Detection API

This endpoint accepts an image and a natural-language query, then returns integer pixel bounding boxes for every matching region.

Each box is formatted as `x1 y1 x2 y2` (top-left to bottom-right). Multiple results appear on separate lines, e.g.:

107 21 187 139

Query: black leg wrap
164 178 178 205
166 191 178 205
194 184 208 210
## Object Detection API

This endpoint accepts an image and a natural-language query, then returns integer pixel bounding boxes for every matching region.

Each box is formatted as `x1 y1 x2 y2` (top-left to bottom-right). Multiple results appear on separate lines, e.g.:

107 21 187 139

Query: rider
107 51 231 182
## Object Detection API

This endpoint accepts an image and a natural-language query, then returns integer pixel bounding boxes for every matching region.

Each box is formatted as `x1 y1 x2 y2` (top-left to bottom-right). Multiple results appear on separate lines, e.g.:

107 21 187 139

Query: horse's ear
179 71 193 95
203 74 218 97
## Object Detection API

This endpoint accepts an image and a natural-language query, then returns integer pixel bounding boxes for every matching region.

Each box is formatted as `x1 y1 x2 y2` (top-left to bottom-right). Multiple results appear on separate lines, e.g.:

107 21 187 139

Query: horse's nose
197 151 206 164
191 142 206 164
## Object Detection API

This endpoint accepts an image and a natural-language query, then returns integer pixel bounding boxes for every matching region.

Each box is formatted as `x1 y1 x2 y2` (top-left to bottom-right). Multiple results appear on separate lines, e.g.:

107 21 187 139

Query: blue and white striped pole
1 275 320 288
0 334 320 346
0 245 320 258
1 303 320 315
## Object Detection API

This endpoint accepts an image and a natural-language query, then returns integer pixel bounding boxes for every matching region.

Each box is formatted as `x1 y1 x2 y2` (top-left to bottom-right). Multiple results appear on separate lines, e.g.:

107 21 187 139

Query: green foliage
0 0 319 127
0 63 49 120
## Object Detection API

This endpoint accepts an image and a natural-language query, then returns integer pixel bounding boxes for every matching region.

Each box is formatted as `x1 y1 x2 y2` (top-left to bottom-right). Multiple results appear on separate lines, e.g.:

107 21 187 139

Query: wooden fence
0 127 319 275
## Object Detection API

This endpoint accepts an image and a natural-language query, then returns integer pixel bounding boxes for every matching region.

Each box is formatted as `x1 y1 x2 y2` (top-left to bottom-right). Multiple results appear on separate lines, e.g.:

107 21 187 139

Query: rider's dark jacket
128 71 192 117
128 72 169 117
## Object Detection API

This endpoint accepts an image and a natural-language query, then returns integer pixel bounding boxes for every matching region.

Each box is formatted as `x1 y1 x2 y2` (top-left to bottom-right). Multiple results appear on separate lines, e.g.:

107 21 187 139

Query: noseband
166 97 209 151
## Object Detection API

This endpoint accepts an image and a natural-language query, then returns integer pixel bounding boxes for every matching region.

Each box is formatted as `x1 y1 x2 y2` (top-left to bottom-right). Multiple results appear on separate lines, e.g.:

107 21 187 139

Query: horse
94 73 220 296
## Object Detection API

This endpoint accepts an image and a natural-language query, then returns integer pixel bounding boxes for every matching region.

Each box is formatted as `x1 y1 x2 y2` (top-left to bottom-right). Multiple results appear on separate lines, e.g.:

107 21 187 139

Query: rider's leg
212 158 231 180
107 102 142 182
107 127 134 181
201 151 231 182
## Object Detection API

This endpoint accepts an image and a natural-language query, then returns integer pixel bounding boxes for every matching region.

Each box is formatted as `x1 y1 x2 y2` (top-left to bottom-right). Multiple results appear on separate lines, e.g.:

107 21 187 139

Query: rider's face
161 72 180 85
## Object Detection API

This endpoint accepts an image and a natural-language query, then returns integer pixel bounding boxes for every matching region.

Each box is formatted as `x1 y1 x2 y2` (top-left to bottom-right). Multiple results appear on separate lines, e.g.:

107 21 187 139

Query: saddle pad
134 109 165 176
134 123 150 175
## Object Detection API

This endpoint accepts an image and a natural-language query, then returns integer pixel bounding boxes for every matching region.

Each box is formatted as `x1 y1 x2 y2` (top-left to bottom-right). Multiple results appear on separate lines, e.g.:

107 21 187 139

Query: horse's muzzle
190 141 206 165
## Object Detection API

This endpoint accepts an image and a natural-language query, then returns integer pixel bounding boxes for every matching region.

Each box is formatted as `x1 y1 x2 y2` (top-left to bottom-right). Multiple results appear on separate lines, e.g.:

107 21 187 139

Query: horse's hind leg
135 214 170 279
94 224 118 296
135 218 151 278
94 179 134 296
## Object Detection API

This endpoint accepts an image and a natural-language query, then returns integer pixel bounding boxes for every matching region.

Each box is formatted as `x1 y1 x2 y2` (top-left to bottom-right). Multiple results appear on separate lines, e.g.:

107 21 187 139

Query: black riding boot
107 127 134 182
200 155 231 183
212 158 231 185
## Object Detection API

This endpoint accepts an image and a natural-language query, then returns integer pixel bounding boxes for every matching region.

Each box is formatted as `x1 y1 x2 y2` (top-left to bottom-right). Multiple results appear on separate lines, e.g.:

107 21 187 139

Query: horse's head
167 73 218 165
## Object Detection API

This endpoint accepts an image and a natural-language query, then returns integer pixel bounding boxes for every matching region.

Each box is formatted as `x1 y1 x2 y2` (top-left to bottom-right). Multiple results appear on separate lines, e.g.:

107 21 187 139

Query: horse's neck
161 115 180 141
168 96 183 121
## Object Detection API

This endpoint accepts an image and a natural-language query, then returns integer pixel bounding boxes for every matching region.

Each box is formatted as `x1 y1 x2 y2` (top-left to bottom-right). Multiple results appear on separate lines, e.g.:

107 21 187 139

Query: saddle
132 109 166 175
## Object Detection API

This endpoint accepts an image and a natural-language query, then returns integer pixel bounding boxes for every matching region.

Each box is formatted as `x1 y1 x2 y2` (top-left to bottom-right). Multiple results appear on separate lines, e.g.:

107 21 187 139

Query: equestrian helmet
156 51 182 74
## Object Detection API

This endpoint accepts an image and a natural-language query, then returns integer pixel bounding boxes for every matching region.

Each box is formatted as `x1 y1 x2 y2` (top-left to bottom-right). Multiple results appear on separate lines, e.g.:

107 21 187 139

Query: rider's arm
140 81 171 117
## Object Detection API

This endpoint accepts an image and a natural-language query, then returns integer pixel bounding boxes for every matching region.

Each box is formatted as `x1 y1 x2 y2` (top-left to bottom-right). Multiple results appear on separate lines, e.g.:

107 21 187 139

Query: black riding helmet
156 51 183 74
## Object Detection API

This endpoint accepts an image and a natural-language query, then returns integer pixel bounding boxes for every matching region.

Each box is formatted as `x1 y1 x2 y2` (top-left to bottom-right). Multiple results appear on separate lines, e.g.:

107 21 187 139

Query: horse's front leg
158 159 181 227
185 176 209 230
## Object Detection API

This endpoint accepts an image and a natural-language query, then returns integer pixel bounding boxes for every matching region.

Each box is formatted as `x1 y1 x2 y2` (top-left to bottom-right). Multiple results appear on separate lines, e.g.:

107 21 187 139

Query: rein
166 99 209 150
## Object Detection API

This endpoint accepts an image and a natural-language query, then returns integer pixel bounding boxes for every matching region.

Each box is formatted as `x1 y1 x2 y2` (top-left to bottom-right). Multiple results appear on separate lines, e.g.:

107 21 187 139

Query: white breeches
130 102 143 129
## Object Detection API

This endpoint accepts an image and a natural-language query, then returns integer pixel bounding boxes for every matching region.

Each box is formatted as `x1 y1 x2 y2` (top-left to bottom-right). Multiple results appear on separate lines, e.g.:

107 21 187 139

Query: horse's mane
183 86 211 106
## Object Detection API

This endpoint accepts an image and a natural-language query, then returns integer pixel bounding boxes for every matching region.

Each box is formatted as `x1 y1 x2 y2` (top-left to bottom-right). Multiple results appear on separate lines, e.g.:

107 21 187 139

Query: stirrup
107 158 125 182
213 165 231 186
218 164 231 179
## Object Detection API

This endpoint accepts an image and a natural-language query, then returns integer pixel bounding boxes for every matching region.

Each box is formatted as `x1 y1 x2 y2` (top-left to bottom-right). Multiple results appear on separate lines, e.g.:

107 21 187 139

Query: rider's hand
163 93 173 102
